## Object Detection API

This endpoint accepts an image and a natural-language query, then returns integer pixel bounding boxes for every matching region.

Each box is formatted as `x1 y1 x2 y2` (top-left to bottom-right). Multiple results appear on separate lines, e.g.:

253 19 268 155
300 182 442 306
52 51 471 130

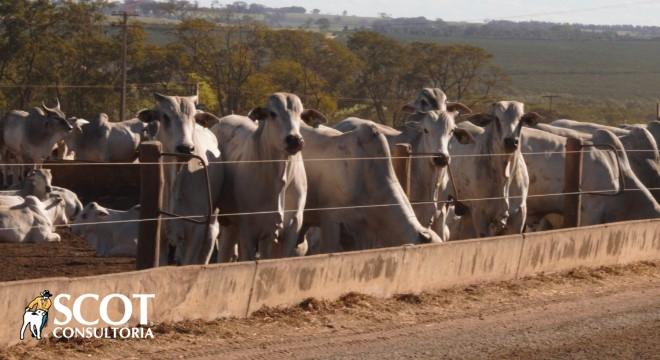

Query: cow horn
55 97 61 110
42 101 56 113
446 102 472 115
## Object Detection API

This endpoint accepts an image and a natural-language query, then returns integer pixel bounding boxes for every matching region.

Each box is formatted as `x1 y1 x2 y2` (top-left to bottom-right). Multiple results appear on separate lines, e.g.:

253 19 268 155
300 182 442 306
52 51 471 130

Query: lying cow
72 202 140 257
0 169 53 201
0 196 61 243
212 93 317 261
0 99 72 186
61 113 148 162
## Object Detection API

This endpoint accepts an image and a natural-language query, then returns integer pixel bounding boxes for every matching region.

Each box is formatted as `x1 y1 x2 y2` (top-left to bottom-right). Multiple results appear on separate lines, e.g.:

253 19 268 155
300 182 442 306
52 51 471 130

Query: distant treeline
0 1 505 126
373 18 660 41
110 1 660 40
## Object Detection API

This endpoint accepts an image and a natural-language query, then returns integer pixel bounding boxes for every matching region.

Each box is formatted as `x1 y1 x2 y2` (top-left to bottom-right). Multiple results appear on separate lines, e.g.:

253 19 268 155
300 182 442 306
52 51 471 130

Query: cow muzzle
418 230 442 244
504 137 519 152
285 135 304 154
176 144 195 155
432 153 450 167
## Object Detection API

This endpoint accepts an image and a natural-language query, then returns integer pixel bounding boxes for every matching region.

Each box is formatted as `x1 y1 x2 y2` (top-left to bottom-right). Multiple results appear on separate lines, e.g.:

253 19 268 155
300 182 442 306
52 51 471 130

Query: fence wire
0 148 656 167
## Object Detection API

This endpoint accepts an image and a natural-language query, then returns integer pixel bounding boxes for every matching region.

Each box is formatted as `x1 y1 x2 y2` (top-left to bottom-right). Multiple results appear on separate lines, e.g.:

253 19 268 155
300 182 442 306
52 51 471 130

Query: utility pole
112 11 137 121
542 95 560 113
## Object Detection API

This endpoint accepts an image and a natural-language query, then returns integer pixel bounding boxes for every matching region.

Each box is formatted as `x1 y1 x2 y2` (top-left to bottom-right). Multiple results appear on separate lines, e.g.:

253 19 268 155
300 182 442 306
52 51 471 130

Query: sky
197 0 660 26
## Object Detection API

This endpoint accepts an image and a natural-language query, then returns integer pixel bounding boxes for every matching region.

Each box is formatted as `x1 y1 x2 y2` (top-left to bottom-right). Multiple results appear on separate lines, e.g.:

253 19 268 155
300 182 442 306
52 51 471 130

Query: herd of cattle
0 89 658 266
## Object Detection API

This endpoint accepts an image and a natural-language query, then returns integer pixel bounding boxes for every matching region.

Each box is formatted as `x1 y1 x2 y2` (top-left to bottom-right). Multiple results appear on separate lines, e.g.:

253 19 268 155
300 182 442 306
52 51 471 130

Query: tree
315 18 330 31
312 9 320 15
347 31 407 125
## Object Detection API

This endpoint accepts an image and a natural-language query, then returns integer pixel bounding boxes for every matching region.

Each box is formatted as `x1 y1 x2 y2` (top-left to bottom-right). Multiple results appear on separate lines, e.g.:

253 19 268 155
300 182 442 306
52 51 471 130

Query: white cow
551 119 660 201
72 202 140 257
61 113 148 162
20 309 47 340
0 169 53 201
0 100 73 186
522 124 660 227
0 196 61 243
443 101 539 239
212 93 317 261
299 122 441 253
168 120 224 265
137 93 221 264
334 102 471 234
582 130 660 224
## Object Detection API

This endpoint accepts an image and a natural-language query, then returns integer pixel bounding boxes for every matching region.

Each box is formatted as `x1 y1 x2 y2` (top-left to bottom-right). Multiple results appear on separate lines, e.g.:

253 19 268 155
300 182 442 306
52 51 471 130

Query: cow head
25 169 53 198
138 93 201 155
249 93 326 155
467 101 542 153
404 103 472 168
402 88 449 113
41 98 73 134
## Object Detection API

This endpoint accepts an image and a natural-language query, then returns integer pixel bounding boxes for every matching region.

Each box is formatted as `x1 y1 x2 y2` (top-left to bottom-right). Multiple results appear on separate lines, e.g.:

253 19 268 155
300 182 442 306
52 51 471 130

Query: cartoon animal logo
20 290 53 340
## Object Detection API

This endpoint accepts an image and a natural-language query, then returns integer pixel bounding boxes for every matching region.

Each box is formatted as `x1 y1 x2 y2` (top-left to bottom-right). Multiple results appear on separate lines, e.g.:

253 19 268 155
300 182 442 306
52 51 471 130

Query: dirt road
4 261 660 359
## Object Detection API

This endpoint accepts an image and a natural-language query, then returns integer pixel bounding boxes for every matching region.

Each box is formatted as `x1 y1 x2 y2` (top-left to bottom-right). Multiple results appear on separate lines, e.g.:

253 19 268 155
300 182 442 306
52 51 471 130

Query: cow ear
467 113 496 127
446 102 472 115
143 121 160 140
521 112 543 126
454 128 475 144
247 107 269 121
137 109 160 123
194 112 219 128
301 109 328 127
400 103 417 114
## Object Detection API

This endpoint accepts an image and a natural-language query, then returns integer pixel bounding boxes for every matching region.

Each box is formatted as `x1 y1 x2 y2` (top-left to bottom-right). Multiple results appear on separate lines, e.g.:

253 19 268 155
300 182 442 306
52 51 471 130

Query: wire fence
0 143 656 233
0 148 656 167
0 186 656 234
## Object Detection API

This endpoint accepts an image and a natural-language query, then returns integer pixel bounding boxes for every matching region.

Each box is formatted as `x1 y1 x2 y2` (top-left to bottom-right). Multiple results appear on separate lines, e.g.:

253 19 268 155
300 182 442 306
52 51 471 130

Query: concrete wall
1 218 658 348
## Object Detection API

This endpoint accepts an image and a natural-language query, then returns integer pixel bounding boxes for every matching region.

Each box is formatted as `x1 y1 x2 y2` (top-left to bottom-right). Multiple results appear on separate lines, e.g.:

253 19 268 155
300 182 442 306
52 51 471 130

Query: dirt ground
0 228 134 282
3 260 659 359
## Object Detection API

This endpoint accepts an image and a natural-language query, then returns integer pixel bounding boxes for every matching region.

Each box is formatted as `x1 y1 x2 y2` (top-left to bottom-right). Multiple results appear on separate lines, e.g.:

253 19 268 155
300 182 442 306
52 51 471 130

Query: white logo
51 293 155 340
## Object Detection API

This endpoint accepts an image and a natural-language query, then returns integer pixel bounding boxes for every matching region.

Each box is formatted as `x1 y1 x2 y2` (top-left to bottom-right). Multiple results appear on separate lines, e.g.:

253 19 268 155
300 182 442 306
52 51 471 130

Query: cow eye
269 111 277 118
81 213 87 220
423 128 429 134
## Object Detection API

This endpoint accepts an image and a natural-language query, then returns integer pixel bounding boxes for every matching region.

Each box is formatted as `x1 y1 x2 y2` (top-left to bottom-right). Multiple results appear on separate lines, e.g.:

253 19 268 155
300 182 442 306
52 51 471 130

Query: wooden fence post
137 141 163 269
563 137 583 228
392 143 412 198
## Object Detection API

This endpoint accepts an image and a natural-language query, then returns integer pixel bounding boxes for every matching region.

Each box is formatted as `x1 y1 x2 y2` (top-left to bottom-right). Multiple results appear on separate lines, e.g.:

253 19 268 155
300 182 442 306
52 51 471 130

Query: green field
389 35 660 123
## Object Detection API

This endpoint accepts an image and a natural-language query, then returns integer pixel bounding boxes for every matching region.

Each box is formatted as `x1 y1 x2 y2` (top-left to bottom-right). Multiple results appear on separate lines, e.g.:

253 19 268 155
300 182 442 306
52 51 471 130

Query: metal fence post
563 137 583 228
392 143 412 198
137 141 163 269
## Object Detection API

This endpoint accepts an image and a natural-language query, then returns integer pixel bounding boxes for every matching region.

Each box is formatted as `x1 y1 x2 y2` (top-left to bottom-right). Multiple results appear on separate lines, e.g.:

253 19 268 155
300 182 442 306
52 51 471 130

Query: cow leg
19 320 28 340
237 223 257 261
276 188 306 258
504 204 526 235
218 225 239 263
319 221 341 254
